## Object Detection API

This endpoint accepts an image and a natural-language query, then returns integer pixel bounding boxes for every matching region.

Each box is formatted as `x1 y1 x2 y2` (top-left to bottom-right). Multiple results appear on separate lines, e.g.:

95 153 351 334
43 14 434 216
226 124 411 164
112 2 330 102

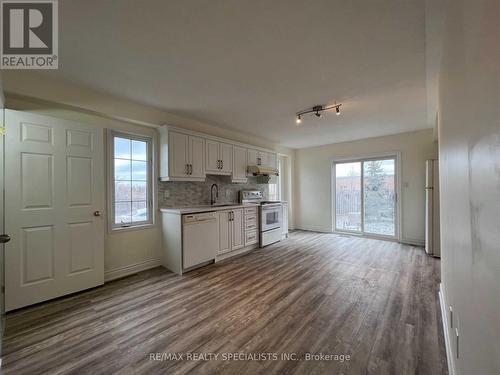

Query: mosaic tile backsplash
158 175 270 207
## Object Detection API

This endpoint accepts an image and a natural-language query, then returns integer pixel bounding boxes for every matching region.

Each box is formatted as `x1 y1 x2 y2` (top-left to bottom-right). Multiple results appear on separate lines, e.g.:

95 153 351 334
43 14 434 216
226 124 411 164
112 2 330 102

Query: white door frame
331 151 402 241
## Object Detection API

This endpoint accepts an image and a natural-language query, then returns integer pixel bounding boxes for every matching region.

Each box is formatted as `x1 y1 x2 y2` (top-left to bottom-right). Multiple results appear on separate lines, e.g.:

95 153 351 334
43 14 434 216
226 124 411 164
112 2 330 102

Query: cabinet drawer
245 230 258 246
244 207 258 216
245 214 257 222
245 220 258 230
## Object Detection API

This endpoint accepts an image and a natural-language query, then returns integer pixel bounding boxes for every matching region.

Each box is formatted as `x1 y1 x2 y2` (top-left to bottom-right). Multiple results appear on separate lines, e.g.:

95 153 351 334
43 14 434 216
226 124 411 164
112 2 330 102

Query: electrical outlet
164 190 170 198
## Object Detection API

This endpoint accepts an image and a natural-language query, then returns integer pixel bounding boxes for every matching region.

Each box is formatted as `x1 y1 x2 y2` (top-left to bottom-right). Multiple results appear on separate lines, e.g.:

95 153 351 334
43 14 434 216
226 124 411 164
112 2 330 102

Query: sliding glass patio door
334 157 397 238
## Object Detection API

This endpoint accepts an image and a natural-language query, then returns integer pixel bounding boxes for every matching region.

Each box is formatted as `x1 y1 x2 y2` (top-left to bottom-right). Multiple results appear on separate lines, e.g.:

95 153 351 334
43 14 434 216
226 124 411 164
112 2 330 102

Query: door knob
0 234 11 243
93 211 101 217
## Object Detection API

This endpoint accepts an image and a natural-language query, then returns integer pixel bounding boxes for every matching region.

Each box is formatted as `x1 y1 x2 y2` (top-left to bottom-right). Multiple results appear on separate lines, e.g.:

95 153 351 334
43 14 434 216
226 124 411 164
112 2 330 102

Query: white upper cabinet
205 140 233 175
220 143 233 173
232 146 247 182
247 149 278 169
189 136 205 178
205 139 220 173
160 126 277 182
168 131 189 178
247 149 259 166
160 128 205 181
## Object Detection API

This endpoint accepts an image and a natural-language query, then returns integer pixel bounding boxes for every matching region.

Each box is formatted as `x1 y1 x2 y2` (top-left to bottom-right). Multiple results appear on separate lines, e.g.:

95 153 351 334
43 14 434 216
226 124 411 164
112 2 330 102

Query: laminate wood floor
2 231 448 375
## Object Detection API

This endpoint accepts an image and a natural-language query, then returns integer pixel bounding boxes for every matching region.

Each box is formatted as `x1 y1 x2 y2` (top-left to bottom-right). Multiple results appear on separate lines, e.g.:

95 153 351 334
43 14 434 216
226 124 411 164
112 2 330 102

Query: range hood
247 165 279 176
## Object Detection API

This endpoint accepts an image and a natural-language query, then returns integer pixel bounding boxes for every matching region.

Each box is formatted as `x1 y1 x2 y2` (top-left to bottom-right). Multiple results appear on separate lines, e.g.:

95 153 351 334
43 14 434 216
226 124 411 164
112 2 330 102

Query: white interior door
4 110 104 311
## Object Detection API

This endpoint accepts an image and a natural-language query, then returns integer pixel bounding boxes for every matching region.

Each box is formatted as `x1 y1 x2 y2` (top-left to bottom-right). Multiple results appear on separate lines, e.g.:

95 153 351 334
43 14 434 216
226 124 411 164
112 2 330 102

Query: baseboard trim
294 226 332 233
400 238 425 247
104 258 162 282
439 283 457 375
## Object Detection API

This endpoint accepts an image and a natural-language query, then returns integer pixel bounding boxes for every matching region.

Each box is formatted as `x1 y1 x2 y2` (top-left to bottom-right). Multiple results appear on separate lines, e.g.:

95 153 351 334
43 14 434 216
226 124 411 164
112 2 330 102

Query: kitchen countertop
160 203 260 215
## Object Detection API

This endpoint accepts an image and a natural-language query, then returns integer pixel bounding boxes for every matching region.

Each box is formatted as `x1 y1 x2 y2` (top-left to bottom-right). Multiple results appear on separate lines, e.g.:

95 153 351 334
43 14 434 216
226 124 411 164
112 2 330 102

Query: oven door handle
261 206 281 211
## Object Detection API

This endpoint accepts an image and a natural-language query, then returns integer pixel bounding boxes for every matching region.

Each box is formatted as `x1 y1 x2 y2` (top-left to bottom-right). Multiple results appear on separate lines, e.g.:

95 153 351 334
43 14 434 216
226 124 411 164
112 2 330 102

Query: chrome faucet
210 184 219 205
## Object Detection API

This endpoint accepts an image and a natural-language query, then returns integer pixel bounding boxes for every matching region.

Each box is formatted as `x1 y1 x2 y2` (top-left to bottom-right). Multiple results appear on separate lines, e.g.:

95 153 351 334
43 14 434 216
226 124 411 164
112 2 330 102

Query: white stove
240 190 283 247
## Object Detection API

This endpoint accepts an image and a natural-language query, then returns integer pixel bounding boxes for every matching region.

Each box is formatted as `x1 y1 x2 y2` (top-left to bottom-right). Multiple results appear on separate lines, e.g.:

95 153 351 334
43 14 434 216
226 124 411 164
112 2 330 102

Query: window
268 157 284 201
109 132 153 229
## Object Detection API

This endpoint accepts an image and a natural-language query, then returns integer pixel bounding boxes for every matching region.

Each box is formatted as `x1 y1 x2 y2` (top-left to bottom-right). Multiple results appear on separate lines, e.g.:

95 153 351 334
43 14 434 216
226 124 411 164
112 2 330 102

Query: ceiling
41 0 430 148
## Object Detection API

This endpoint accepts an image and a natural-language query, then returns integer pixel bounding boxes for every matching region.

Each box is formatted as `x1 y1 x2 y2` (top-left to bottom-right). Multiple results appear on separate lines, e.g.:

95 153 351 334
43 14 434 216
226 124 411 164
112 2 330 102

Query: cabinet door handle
190 164 193 175
221 160 224 169
186 164 189 174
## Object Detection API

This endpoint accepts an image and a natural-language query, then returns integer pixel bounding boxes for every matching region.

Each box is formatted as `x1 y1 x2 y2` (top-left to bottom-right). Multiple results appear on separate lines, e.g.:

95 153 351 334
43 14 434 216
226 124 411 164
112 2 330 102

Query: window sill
109 223 156 234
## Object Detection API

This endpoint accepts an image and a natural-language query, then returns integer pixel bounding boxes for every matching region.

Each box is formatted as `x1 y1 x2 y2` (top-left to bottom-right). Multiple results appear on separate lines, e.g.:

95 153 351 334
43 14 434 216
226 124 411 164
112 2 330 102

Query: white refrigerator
425 159 441 257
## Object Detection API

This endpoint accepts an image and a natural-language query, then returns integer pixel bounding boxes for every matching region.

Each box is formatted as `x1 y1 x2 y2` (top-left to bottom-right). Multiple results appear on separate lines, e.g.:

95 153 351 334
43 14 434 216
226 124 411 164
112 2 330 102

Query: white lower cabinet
218 208 244 255
218 210 231 254
244 206 259 246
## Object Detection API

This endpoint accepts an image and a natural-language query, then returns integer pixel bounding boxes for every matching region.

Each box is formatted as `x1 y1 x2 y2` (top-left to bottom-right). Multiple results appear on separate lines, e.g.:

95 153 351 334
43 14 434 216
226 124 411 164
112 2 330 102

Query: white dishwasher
182 212 219 270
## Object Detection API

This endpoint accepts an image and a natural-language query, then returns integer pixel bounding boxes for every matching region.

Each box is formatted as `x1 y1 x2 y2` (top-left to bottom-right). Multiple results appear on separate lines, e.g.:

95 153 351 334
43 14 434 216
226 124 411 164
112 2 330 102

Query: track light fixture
295 102 342 124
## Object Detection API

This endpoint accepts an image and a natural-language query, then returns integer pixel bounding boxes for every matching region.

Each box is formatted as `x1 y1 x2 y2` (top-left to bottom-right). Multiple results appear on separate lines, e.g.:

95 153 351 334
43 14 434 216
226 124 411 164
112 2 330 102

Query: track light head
296 115 302 124
315 111 321 117
336 106 340 115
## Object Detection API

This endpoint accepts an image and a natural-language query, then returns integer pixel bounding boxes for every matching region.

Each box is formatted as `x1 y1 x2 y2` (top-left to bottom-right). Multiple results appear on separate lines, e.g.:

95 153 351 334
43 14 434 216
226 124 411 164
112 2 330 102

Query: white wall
438 0 500 374
294 129 437 243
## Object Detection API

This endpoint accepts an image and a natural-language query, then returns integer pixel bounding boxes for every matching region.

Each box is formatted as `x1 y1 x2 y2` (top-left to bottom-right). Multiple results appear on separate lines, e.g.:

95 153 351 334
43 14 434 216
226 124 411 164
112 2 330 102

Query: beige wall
294 129 437 243
438 0 500 374
4 74 294 280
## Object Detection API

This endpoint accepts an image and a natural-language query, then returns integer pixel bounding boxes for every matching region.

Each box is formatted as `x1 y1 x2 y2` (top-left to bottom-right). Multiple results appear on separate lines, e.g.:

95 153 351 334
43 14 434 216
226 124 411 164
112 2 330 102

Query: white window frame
107 130 154 232
276 158 282 201
331 151 402 241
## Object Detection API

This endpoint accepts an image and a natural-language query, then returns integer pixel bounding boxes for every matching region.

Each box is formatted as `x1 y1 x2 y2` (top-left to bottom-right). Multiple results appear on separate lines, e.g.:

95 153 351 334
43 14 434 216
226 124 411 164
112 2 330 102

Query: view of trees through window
335 158 395 236
363 160 395 235
113 135 151 226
